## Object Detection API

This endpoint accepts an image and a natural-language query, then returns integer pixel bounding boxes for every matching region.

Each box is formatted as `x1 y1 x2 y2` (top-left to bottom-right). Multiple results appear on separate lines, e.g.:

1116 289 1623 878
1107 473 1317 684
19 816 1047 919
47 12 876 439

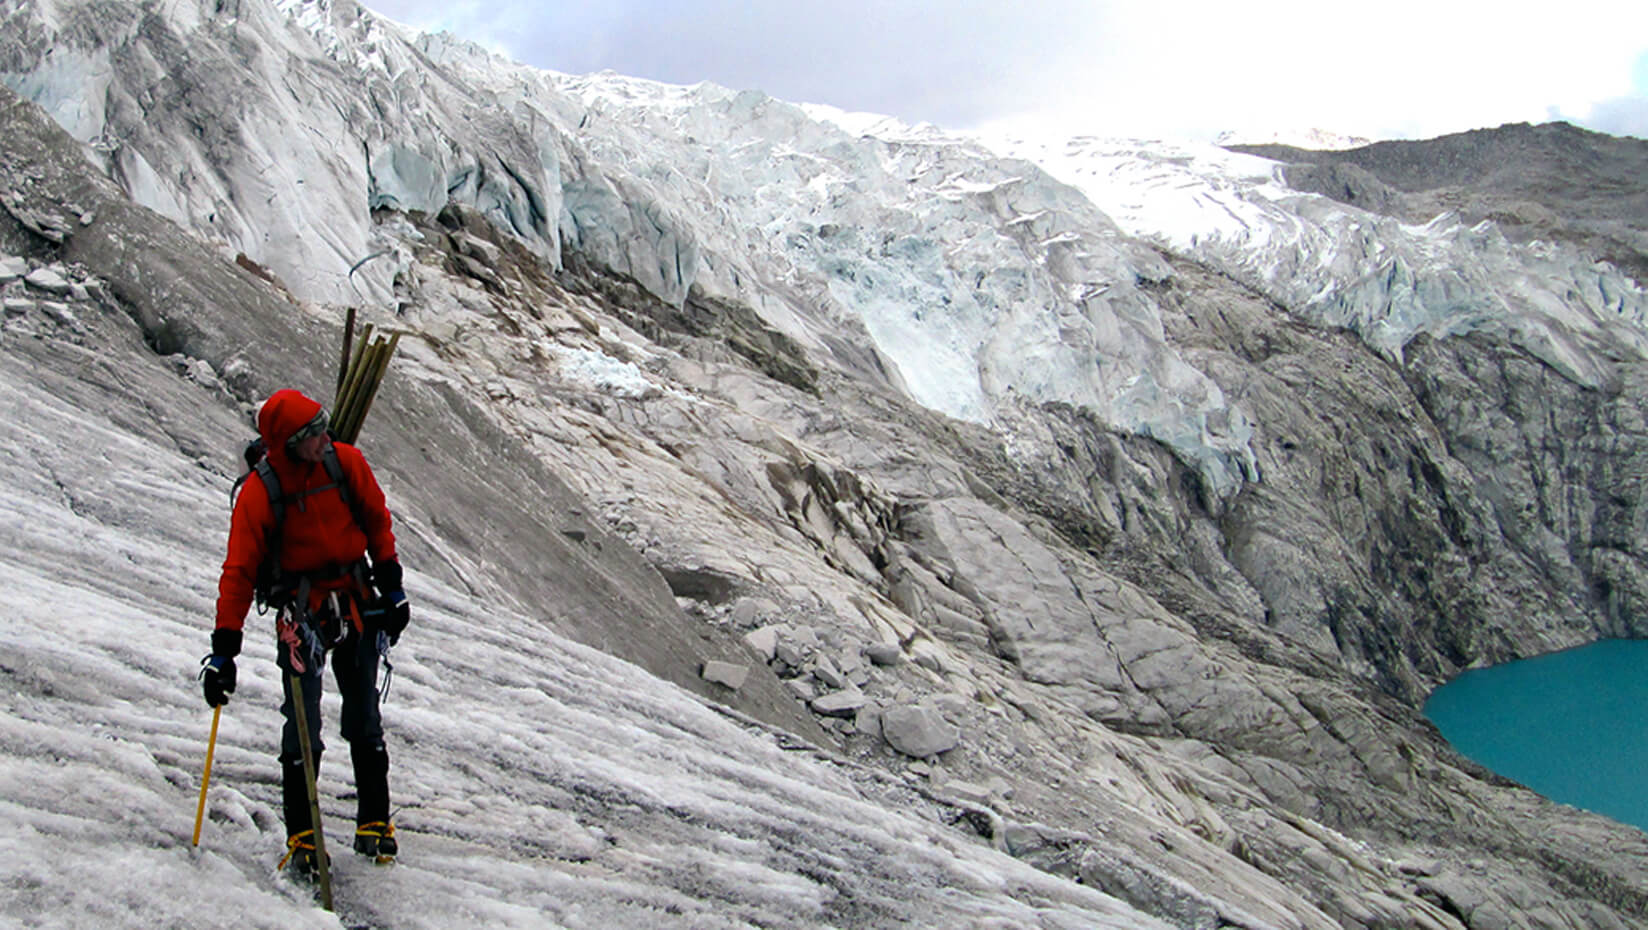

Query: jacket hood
257 389 324 458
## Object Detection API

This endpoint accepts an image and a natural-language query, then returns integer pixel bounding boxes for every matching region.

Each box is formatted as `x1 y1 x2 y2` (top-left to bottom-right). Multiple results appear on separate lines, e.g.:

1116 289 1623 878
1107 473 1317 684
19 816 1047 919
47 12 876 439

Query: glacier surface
7 1 1646 505
0 344 1164 929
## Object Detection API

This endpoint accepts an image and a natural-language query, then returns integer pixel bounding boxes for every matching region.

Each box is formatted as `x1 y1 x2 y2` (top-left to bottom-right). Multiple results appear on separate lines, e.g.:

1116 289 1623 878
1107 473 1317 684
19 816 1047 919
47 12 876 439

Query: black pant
278 620 392 838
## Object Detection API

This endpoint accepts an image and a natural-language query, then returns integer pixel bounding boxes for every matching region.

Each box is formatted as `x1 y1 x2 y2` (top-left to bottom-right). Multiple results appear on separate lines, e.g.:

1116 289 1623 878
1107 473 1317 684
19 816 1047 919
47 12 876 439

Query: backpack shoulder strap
322 444 371 539
247 457 287 612
255 458 284 526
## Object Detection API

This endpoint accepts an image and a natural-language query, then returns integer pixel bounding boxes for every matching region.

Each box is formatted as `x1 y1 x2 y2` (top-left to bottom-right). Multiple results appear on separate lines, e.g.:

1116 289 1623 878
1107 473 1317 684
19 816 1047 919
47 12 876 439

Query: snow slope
0 311 1164 928
976 132 1648 390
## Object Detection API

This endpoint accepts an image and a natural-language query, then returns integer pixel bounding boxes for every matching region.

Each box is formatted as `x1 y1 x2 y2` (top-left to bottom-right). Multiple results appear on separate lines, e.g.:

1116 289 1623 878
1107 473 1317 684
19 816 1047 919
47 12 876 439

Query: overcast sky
360 0 1648 143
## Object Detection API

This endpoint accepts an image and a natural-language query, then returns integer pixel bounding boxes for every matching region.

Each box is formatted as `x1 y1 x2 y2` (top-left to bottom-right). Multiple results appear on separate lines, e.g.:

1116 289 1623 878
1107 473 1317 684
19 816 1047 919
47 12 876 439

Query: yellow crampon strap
355 821 393 838
278 830 316 869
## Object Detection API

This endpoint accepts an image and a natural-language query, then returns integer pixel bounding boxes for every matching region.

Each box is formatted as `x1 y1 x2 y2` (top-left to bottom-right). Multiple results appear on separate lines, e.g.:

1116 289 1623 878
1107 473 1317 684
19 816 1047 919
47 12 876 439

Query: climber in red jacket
201 388 409 876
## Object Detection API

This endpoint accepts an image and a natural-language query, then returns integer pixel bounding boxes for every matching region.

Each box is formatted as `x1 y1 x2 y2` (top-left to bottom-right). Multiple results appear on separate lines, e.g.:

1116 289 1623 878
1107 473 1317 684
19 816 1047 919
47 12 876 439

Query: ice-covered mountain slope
9 0 1648 927
8 1 1646 512
1 0 1261 500
1229 121 1648 289
2 0 567 301
0 328 1168 930
15 0 1646 518
0 78 1369 930
977 132 1648 391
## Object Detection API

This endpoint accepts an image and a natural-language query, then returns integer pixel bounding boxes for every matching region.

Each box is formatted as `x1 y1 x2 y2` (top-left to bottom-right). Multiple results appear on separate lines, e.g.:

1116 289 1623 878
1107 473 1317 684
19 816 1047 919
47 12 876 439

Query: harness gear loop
376 630 395 702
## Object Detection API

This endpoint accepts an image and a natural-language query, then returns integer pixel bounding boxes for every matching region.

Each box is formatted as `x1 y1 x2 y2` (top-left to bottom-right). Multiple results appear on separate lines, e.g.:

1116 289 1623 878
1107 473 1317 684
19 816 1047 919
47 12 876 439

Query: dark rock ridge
1228 121 1648 286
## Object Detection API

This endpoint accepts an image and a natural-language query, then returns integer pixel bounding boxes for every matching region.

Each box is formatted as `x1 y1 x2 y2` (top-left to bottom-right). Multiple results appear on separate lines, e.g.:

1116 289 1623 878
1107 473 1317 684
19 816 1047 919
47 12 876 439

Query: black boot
350 744 396 861
280 755 324 878
353 821 397 862
280 757 315 839
280 831 320 882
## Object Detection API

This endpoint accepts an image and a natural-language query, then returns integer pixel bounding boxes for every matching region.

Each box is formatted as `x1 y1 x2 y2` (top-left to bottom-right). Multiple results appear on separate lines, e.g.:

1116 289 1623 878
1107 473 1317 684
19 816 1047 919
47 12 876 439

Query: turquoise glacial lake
1423 638 1648 834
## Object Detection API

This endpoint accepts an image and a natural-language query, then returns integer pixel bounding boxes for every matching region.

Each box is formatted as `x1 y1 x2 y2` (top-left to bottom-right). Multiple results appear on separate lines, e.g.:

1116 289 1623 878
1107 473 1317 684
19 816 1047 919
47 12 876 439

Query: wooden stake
337 307 357 397
288 672 333 911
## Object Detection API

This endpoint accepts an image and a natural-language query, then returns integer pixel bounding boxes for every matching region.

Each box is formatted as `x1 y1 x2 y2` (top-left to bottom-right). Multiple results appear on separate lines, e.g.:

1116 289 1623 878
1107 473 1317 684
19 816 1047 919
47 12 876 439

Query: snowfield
0 341 1163 929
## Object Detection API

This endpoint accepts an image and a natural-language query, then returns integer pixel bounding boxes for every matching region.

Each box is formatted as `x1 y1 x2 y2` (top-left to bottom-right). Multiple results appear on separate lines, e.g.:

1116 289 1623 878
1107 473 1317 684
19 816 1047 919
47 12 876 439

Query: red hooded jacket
215 389 397 633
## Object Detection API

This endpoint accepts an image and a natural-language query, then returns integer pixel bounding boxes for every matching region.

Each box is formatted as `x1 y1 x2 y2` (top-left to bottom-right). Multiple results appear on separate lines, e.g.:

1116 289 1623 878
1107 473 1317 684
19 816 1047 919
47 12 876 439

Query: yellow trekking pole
192 704 222 847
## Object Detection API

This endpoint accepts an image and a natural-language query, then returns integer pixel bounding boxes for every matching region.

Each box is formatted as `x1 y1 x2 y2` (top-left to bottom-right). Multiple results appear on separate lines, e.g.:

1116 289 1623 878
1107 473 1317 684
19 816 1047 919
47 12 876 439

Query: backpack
230 436 371 611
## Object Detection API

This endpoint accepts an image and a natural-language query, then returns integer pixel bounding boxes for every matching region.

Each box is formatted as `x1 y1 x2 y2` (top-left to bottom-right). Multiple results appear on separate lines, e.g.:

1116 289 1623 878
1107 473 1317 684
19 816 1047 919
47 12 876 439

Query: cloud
361 0 1648 142
1028 3 1648 140
492 1 1102 129
363 0 1106 127
1582 96 1648 139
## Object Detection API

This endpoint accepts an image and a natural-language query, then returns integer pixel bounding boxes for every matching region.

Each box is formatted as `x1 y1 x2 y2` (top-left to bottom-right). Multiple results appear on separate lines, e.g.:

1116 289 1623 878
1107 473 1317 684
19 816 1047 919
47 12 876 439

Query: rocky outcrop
373 177 1648 926
1230 122 1648 286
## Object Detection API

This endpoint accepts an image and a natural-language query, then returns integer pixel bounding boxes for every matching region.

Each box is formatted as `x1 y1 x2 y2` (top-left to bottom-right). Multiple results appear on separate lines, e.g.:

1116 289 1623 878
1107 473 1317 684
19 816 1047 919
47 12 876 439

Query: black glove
377 590 409 645
200 628 241 707
372 559 403 592
371 560 409 645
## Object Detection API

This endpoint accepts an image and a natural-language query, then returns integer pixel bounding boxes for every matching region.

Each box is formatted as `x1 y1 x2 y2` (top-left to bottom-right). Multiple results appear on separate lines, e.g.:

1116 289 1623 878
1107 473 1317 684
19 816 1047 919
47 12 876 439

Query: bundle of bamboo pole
331 308 400 445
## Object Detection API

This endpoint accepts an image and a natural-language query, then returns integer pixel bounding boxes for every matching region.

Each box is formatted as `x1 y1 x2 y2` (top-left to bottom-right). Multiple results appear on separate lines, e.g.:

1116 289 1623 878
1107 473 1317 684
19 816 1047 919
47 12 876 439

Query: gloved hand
201 628 241 707
372 559 410 645
378 591 409 645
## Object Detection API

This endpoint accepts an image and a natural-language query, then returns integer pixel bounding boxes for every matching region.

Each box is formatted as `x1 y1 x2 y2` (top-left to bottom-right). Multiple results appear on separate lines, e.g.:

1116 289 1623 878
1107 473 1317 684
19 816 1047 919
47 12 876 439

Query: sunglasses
288 411 329 446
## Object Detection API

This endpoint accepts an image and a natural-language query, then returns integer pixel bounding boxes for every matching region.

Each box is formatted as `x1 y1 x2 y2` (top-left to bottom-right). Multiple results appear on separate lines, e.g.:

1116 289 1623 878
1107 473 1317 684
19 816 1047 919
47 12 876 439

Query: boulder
23 266 70 295
911 652 944 674
863 642 902 666
0 255 26 283
774 639 805 668
836 648 865 674
880 704 959 758
699 660 750 691
939 780 993 806
813 656 847 689
730 597 778 627
810 688 868 717
855 702 883 738
742 625 779 662
454 230 501 266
